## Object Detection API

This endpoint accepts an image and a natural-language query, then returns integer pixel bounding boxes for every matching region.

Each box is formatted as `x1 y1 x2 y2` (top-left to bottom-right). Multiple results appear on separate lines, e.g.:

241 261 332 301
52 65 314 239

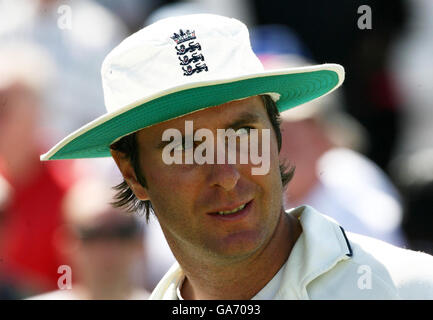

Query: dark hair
110 95 295 222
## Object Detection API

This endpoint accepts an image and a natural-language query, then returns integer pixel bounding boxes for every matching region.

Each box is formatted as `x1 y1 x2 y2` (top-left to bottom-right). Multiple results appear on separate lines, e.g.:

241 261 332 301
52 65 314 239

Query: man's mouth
216 203 246 215
208 200 253 220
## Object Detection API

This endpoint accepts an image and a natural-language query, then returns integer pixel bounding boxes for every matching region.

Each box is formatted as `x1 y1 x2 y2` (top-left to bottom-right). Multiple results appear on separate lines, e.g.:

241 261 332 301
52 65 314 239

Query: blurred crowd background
0 0 432 299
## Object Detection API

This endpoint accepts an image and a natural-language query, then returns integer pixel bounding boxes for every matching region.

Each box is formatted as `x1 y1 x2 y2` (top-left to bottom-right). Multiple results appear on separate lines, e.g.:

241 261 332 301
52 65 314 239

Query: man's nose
208 163 241 191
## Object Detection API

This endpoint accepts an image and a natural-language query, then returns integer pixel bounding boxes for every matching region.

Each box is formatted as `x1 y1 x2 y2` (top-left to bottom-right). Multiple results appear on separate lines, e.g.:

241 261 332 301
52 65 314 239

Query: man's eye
235 126 253 136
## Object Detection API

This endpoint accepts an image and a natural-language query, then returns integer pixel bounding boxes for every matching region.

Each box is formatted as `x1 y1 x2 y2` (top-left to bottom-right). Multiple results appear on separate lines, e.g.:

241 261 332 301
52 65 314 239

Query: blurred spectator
390 1 433 159
388 0 433 253
188 0 254 26
250 24 313 60
74 157 165 293
279 85 407 247
145 1 213 26
0 162 10 214
0 42 83 296
0 165 21 299
28 178 149 299
145 0 253 27
250 24 407 247
95 0 156 33
251 0 408 173
0 0 128 143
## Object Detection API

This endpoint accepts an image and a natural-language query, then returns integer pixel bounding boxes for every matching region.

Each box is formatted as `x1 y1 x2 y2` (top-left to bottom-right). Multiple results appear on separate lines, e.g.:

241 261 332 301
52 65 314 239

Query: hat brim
40 64 344 161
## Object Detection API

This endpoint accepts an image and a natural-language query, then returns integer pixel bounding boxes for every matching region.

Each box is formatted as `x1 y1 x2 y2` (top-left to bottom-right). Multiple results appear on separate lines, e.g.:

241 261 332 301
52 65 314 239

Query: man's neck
178 211 302 300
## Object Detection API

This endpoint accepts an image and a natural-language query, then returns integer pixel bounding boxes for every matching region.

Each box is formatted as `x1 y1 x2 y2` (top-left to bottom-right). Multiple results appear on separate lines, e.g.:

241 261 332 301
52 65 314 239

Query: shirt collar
149 261 183 300
275 205 352 299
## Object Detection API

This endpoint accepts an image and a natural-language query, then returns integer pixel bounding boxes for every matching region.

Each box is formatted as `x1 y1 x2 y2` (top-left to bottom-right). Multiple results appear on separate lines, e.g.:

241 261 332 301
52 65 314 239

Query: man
41 14 433 299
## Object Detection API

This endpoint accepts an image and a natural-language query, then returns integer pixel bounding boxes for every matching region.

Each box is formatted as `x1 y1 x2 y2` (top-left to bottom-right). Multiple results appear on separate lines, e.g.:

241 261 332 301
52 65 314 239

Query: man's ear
110 149 149 201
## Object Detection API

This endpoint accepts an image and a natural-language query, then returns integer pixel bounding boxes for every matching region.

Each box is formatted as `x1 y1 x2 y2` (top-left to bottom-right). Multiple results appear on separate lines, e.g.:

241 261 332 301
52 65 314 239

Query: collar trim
339 226 353 257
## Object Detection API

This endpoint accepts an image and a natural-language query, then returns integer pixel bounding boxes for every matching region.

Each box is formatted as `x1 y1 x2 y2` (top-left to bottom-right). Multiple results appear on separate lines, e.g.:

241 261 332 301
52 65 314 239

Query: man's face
132 96 283 262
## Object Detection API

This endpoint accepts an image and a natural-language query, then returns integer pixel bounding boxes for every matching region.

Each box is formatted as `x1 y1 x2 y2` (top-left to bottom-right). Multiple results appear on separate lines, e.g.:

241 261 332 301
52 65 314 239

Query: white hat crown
101 14 264 113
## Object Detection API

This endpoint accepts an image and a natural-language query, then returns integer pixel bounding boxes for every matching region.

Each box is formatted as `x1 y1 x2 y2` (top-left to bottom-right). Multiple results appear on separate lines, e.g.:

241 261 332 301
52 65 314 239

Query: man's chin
205 229 268 262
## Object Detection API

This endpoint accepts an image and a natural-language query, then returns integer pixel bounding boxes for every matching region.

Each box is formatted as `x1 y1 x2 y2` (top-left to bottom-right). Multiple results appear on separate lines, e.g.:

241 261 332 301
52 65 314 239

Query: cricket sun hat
40 14 345 161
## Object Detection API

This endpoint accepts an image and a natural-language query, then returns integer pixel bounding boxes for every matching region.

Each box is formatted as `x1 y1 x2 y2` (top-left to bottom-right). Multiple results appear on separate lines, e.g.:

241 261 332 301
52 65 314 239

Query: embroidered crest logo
171 29 208 76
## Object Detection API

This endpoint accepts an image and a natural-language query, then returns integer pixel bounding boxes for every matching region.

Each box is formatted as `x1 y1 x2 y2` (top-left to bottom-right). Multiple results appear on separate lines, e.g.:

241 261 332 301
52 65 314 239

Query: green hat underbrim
40 66 343 161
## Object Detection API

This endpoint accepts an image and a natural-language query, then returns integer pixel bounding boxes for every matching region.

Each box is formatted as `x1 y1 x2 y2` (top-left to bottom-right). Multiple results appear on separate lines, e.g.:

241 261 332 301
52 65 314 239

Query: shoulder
346 231 433 299
300 205 433 299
